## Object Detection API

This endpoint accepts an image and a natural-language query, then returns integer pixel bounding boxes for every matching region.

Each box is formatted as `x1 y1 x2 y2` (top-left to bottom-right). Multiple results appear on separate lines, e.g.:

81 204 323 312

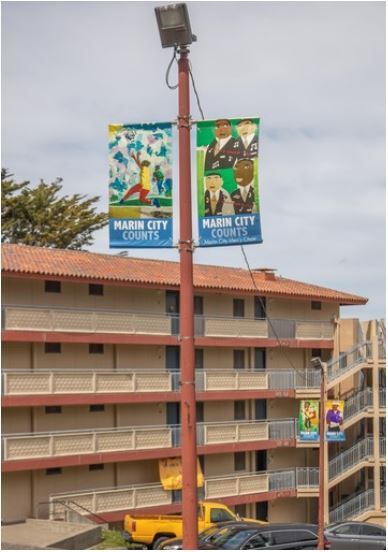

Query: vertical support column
371 321 381 511
178 46 198 550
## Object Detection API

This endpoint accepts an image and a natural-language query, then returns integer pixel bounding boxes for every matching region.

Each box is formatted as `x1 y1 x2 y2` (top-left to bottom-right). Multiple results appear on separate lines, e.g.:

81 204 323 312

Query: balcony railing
326 342 371 383
344 388 373 421
380 389 386 409
328 437 385 484
329 489 375 523
2 368 321 397
2 305 334 340
2 418 297 462
49 467 319 518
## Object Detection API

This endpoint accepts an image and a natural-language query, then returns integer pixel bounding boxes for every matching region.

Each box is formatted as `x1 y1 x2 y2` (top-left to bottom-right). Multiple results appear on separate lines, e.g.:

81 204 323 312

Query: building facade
2 244 385 526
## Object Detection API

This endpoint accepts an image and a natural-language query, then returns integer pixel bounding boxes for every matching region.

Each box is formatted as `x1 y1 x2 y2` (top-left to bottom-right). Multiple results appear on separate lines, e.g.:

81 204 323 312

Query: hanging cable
240 244 309 377
165 46 179 90
188 61 205 120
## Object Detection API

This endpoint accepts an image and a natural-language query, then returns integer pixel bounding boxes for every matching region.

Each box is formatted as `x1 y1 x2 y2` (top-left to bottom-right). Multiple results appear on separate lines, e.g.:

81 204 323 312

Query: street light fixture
155 3 198 550
311 356 327 550
155 3 196 48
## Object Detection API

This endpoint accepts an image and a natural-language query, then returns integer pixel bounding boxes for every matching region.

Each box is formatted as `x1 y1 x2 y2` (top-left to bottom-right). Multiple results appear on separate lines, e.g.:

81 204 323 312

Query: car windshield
199 525 226 542
207 527 259 550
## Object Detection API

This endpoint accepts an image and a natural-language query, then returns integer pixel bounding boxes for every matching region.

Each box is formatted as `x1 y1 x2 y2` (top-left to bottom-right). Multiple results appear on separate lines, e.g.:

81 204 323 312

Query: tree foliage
1 169 108 250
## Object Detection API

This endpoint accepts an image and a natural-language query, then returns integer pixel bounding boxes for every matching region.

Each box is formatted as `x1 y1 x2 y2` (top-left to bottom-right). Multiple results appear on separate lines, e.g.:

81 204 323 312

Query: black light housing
155 3 196 48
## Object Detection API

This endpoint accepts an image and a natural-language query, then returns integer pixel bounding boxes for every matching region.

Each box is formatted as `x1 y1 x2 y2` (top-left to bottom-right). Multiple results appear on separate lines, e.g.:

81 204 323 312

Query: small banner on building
325 399 345 442
299 400 320 441
196 117 262 247
159 457 204 490
109 122 173 248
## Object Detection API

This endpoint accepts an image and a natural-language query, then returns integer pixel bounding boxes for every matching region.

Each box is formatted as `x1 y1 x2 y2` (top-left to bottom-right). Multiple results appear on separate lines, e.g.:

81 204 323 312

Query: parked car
198 522 326 549
158 521 263 550
324 521 386 550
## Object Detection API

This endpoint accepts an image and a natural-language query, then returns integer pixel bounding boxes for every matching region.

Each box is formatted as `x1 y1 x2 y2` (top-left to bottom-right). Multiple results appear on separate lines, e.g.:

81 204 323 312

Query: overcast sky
2 1 385 320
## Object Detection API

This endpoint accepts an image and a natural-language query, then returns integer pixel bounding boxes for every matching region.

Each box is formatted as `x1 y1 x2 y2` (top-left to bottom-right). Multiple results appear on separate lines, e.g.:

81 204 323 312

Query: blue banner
109 122 173 248
197 117 262 247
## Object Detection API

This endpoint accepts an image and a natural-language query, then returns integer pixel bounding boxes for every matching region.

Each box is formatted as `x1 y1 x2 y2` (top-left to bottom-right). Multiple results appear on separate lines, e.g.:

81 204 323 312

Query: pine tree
1 169 108 250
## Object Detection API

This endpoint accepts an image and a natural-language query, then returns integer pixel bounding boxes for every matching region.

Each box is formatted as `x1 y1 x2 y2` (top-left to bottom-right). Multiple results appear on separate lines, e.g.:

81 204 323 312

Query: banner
109 122 173 248
299 400 319 441
197 117 262 247
325 399 345 442
159 457 204 490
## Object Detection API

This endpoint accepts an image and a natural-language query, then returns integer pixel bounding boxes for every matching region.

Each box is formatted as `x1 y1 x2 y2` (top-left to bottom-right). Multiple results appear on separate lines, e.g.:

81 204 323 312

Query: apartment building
2 243 385 527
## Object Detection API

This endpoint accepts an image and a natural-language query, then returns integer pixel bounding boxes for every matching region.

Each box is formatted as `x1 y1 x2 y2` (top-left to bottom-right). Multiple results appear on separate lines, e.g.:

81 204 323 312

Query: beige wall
3 278 166 313
268 497 316 523
268 448 311 470
117 459 160 486
204 401 235 423
117 403 166 427
203 453 234 477
2 342 31 370
117 345 164 369
2 472 32 523
267 298 339 321
268 398 298 419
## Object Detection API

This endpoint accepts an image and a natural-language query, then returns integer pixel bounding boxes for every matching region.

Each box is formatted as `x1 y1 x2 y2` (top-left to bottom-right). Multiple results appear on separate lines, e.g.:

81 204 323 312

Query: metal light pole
312 357 327 550
155 5 198 549
177 45 198 550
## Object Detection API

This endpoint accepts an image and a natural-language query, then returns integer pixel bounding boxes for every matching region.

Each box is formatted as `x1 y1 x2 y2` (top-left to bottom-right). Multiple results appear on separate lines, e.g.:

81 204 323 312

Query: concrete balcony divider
2 305 334 340
3 419 297 462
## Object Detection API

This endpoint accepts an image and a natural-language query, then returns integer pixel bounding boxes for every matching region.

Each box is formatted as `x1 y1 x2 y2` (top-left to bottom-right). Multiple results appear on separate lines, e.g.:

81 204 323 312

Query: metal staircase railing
329 489 375 523
326 342 371 384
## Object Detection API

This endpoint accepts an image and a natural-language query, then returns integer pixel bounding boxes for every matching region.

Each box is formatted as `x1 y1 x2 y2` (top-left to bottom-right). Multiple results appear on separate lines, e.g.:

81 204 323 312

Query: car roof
327 521 385 530
257 523 318 531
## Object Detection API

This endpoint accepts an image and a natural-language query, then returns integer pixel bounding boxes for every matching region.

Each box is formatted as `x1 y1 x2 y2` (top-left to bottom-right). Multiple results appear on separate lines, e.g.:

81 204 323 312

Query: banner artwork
109 122 173 248
197 117 262 247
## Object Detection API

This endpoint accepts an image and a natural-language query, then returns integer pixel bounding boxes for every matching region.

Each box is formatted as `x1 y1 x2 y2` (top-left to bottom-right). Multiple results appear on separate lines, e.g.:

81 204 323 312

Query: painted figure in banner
234 118 259 159
326 401 343 433
231 158 256 214
303 401 318 430
204 119 237 170
120 152 160 208
153 165 165 195
204 173 233 216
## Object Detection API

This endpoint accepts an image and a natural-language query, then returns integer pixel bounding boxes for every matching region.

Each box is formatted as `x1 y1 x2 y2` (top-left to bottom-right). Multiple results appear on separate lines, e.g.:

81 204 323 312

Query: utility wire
188 61 205 121
240 245 308 377
165 46 179 90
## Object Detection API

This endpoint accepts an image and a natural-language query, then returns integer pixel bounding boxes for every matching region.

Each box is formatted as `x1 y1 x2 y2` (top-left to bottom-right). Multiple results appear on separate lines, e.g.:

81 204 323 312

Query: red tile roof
2 244 367 305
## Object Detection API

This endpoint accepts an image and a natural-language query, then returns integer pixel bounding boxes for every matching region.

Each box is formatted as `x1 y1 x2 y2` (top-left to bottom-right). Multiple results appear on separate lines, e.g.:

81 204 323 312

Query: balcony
2 419 297 468
48 467 319 520
2 305 335 341
2 368 320 401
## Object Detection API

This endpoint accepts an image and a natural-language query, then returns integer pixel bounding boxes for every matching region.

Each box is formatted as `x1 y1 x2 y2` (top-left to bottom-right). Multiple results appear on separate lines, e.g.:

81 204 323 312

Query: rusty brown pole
177 45 198 550
318 364 326 550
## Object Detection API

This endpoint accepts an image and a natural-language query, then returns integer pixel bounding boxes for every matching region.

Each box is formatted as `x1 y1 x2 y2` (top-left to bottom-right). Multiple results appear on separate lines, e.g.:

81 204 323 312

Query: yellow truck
124 501 264 549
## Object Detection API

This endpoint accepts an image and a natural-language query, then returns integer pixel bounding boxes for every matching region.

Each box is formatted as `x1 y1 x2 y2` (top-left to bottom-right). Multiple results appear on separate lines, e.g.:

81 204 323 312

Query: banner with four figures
196 117 262 247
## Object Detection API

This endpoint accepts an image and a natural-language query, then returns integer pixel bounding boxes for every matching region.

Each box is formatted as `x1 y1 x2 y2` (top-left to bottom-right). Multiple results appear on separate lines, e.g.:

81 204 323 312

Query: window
45 406 62 414
45 342 61 354
89 284 104 296
234 452 246 471
233 299 245 318
312 349 322 358
89 343 104 354
254 296 266 319
210 508 235 523
89 404 105 412
234 400 245 420
273 530 299 545
254 348 266 370
234 504 246 518
46 467 62 475
195 349 204 369
197 402 204 423
359 525 385 536
233 350 245 370
243 534 266 549
311 301 322 310
45 280 61 293
89 464 104 471
334 524 360 535
194 296 203 315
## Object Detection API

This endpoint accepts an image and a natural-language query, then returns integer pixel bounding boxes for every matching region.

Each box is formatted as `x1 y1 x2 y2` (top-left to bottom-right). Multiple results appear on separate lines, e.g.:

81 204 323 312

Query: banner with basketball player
109 122 173 248
196 117 262 247
299 400 320 441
